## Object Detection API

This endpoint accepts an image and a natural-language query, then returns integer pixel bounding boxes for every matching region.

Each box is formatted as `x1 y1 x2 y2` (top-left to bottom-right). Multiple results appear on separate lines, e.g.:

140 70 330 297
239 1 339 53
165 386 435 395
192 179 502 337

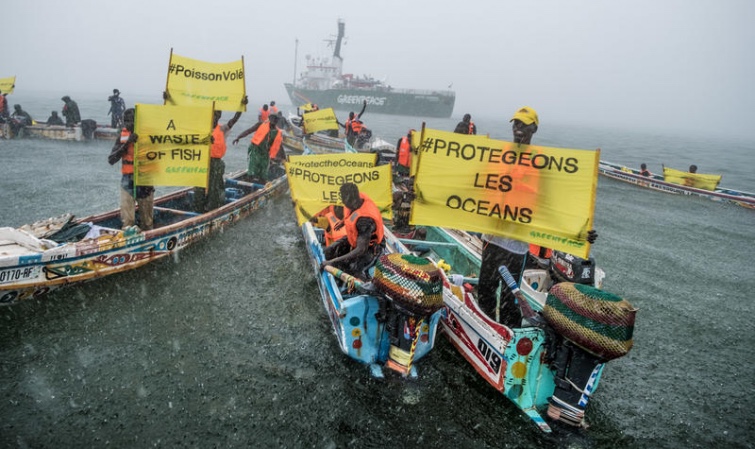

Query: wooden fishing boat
1 121 119 141
396 226 635 433
301 221 444 378
599 160 755 209
0 171 288 305
281 113 379 154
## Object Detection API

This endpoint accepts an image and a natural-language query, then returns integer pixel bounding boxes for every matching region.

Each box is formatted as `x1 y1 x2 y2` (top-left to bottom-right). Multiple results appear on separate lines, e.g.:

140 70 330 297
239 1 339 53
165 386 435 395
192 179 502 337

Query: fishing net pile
543 282 637 360
373 254 444 316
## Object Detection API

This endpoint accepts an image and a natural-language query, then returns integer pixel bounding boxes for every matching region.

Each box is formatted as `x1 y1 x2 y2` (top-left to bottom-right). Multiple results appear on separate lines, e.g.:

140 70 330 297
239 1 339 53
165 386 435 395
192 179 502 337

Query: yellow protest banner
286 153 393 225
164 50 246 112
663 166 721 191
411 127 599 258
301 108 339 134
134 103 213 188
0 76 16 94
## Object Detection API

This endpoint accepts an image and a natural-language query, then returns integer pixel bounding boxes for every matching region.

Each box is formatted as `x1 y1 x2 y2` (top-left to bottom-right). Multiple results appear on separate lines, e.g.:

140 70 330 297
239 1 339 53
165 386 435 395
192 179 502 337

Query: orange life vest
468 121 475 134
270 105 279 114
120 128 134 175
344 193 384 248
529 244 552 259
350 120 364 135
259 108 270 123
397 136 411 168
324 206 347 245
251 121 283 159
0 95 6 114
209 124 226 159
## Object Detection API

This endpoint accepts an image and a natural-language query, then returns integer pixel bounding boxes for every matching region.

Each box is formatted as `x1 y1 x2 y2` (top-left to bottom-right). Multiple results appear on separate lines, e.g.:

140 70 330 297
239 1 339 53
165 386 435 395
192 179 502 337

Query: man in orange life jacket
453 113 477 135
321 183 386 277
258 104 270 123
193 97 247 212
394 129 413 177
477 106 597 327
232 113 284 182
340 100 367 146
311 205 348 246
107 108 154 230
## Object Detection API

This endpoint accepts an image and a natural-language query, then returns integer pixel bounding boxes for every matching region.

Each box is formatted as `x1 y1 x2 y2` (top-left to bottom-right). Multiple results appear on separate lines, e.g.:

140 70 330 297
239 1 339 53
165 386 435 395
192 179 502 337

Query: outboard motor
549 250 595 286
542 282 637 427
372 254 444 375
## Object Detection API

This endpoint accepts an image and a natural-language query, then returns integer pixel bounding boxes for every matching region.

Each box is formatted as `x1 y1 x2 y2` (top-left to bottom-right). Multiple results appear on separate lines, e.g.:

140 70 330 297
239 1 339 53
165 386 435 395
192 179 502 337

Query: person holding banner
0 91 8 120
478 106 597 328
193 100 246 212
321 183 385 278
232 113 284 182
107 108 154 231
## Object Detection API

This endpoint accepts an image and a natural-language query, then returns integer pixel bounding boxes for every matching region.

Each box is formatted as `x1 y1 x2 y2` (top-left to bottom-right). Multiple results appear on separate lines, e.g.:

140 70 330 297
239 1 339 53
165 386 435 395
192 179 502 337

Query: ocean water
1 92 753 448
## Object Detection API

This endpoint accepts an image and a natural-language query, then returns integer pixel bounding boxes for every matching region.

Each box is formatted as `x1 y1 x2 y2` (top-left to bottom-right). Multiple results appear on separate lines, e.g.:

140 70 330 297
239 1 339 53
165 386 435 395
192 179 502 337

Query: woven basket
373 254 444 316
543 282 637 361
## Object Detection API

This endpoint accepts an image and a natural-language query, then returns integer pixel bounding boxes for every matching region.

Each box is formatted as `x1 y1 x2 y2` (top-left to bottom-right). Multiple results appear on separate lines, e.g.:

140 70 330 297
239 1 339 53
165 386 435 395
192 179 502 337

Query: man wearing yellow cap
477 107 597 328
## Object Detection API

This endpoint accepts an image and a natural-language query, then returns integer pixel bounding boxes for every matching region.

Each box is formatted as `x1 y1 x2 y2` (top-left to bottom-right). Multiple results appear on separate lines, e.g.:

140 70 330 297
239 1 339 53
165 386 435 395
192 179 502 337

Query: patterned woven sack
543 282 637 361
373 254 444 316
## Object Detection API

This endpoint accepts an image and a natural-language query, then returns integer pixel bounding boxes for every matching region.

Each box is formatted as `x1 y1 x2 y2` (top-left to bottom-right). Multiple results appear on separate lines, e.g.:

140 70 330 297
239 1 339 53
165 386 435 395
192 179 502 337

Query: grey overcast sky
5 0 754 138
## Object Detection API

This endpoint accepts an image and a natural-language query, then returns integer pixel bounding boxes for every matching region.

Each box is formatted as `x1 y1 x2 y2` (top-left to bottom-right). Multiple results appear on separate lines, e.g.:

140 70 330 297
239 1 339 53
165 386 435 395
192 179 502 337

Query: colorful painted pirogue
396 226 637 432
0 171 287 304
300 221 444 378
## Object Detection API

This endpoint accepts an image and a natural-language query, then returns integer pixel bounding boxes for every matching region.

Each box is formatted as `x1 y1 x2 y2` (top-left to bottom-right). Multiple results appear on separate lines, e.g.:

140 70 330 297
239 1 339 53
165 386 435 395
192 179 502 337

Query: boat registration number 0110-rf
0 266 42 284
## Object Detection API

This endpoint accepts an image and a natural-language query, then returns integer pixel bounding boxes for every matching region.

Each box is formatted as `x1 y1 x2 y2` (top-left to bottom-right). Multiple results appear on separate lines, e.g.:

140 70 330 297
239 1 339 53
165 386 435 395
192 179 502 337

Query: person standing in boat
107 108 154 231
258 104 270 123
46 111 64 126
193 97 247 213
394 129 413 177
269 101 278 115
341 100 367 146
640 163 651 176
478 106 596 328
61 96 81 127
0 90 8 120
108 89 126 129
454 113 477 135
321 182 385 278
232 113 284 183
9 104 33 137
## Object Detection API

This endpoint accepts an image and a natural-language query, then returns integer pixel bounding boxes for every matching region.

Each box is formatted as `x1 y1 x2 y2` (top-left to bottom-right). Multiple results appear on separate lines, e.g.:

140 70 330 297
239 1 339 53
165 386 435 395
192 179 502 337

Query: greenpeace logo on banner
168 63 244 82
337 95 386 106
529 231 586 249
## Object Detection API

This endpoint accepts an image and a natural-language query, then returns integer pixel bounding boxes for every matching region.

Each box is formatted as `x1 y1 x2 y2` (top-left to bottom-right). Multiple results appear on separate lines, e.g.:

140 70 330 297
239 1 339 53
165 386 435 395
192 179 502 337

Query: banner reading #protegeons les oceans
0 76 16 94
134 103 213 188
411 128 599 259
286 153 393 225
164 51 246 112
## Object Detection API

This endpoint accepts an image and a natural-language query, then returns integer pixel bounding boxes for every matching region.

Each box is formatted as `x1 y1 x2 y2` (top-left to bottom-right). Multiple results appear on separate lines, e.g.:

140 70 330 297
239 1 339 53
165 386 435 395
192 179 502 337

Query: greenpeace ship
284 20 456 118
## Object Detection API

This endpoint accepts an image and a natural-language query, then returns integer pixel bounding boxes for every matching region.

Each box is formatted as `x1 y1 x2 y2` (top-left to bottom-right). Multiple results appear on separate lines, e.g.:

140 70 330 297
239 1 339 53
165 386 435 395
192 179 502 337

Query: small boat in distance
284 20 455 118
0 171 288 305
598 160 755 209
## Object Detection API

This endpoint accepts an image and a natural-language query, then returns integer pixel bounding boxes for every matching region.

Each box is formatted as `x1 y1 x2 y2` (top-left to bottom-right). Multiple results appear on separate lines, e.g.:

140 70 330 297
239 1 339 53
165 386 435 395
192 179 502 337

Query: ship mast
293 38 299 86
332 19 345 78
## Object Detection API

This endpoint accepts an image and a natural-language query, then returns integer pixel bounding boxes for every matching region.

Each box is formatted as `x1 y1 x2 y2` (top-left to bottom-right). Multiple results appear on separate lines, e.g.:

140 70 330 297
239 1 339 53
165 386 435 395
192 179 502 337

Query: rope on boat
404 317 425 377
324 265 364 293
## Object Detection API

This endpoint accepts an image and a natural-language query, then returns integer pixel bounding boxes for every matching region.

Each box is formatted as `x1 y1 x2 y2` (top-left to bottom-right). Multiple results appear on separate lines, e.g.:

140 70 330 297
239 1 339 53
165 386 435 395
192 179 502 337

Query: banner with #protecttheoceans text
165 51 246 112
662 166 721 191
286 153 393 225
301 108 339 134
0 76 16 94
411 127 599 259
134 103 213 188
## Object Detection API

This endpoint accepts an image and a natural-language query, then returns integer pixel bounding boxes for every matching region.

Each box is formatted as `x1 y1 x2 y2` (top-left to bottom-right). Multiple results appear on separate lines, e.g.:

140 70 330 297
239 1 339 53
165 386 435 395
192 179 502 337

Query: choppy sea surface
1 92 753 448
